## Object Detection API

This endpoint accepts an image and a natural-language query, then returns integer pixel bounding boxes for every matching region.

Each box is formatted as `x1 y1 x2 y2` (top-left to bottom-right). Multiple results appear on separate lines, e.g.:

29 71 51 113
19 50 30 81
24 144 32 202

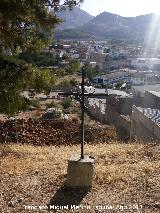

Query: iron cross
58 67 108 159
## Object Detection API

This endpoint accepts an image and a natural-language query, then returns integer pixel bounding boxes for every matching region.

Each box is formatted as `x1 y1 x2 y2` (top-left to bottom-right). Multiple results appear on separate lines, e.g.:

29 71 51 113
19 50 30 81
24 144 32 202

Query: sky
81 0 160 17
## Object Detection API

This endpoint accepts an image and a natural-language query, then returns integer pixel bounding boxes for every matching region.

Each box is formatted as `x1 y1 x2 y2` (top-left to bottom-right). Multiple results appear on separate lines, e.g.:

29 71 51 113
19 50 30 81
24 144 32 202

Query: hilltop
56 11 160 41
55 7 94 30
0 120 160 212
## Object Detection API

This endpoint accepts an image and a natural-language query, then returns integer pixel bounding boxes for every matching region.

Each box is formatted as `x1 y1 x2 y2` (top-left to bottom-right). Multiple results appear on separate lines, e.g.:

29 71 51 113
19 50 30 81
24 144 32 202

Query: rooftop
132 84 160 94
138 107 160 125
84 86 106 94
84 86 106 113
107 89 129 97
136 57 160 61
148 91 160 98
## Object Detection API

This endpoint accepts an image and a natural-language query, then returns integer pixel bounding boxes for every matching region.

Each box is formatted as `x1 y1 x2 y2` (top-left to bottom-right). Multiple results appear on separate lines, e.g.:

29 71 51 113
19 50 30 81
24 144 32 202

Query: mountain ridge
55 10 160 41
55 7 94 30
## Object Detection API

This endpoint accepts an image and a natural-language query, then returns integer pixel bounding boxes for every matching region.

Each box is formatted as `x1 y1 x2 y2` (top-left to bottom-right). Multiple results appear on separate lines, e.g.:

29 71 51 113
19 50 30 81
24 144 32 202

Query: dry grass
54 74 82 86
0 142 160 212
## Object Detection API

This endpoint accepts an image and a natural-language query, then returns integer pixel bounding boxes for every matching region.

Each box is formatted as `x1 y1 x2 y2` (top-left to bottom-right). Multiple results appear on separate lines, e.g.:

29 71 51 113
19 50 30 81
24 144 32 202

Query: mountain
55 12 160 41
55 7 94 30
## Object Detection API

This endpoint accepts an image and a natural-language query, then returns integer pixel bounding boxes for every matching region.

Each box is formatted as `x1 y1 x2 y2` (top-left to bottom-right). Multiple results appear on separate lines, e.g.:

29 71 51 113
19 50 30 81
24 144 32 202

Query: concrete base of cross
66 155 95 188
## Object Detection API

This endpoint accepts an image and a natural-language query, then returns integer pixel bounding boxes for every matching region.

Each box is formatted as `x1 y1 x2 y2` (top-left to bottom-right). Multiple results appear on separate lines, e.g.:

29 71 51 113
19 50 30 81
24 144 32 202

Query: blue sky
81 0 160 17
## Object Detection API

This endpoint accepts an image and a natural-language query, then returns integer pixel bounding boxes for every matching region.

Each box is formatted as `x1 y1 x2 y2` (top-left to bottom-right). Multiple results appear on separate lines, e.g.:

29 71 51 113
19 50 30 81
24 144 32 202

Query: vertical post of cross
81 67 85 159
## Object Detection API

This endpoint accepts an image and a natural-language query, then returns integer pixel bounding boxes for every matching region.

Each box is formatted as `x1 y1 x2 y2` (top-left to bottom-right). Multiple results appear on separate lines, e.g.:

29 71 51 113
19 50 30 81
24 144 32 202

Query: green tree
32 68 56 93
0 56 56 115
19 52 62 67
67 59 80 74
83 63 98 80
0 0 83 115
0 0 83 54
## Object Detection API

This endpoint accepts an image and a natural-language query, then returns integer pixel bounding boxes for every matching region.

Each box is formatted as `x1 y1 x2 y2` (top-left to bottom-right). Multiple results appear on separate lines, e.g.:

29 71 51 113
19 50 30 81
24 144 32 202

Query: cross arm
58 92 109 98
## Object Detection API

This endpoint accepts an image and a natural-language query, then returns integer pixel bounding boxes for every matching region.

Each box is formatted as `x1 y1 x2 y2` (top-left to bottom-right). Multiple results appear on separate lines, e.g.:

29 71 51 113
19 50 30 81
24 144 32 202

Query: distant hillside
55 7 94 30
56 12 160 41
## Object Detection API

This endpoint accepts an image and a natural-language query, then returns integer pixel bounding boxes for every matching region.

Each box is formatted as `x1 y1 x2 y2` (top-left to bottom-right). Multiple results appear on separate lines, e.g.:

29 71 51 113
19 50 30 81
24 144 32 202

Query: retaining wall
131 105 160 141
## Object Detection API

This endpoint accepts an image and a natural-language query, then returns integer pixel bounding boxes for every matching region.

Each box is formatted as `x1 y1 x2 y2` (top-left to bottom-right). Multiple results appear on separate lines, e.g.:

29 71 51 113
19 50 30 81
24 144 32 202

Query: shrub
60 79 71 89
30 100 40 108
42 108 62 120
70 78 78 86
62 97 72 109
46 101 56 108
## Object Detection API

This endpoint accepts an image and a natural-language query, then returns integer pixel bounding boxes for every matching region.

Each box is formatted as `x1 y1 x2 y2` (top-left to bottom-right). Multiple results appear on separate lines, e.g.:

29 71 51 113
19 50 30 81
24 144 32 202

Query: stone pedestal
66 155 95 188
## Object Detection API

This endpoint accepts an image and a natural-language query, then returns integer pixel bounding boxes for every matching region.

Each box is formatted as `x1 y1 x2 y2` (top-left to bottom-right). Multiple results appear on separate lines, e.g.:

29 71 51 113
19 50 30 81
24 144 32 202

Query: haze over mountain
55 9 160 41
55 7 94 30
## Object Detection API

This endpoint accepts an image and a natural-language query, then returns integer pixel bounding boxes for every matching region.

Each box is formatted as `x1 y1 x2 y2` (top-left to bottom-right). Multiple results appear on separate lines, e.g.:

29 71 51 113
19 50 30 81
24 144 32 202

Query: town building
93 71 130 85
144 91 160 109
132 84 160 98
131 58 160 70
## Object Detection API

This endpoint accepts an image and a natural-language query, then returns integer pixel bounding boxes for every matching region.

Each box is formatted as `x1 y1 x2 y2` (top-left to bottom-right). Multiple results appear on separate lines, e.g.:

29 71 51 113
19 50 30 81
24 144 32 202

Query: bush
70 78 78 86
46 101 56 108
54 110 62 118
42 108 62 120
62 97 72 109
30 100 40 108
60 79 71 89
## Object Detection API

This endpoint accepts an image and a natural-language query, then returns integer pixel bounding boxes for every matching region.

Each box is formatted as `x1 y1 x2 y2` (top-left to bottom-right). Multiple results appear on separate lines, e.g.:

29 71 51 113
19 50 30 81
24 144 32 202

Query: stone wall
84 96 131 140
144 91 160 110
105 95 133 121
114 115 131 140
117 97 133 115
84 95 160 142
105 95 119 124
131 105 160 141
85 98 106 123
104 95 160 141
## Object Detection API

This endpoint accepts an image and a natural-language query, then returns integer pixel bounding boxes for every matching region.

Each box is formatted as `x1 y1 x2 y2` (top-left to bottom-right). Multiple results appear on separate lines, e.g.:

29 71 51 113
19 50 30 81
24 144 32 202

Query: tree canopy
0 0 83 115
19 52 62 67
0 56 56 115
0 0 83 54
83 63 100 80
67 59 80 74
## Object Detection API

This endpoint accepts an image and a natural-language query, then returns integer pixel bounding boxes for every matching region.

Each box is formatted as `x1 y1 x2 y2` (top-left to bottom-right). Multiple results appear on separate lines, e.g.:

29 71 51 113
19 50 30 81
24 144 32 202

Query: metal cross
58 68 108 159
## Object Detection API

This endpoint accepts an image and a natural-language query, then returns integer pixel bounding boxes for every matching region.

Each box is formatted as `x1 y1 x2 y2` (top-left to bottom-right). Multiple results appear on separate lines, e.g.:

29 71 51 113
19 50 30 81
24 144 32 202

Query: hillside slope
55 7 94 30
56 12 160 41
1 142 160 212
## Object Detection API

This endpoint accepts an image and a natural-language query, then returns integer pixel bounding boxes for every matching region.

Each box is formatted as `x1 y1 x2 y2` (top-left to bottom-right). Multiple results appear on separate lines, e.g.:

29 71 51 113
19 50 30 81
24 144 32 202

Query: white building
93 71 130 85
89 62 97 68
131 58 160 70
130 71 160 85
132 84 160 97
130 77 145 85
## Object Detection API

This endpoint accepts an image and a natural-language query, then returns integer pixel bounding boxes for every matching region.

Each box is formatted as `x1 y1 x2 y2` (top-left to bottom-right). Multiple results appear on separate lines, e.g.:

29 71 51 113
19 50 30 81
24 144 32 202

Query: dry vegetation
0 119 117 145
1 140 160 213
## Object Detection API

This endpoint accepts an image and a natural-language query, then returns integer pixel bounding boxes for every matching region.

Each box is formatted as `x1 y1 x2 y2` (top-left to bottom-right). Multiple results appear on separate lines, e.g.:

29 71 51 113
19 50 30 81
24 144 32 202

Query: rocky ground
0 119 117 146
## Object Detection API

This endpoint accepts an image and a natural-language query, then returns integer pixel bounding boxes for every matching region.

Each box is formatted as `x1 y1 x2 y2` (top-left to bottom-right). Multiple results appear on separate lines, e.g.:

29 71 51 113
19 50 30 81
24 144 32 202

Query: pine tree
0 0 83 115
